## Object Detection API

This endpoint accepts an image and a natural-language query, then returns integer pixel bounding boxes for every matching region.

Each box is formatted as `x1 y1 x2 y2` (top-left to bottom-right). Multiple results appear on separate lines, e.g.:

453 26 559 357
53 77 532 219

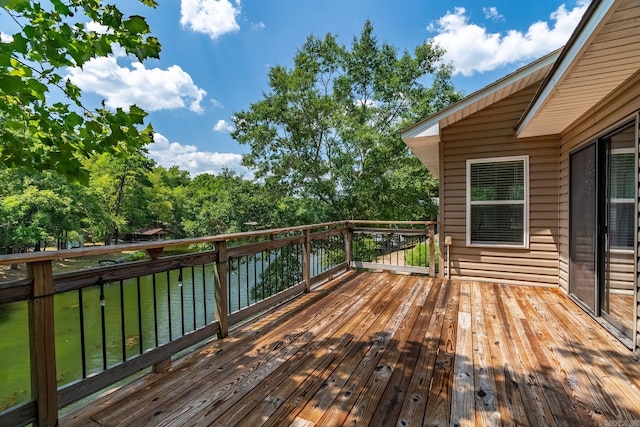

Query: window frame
466 155 530 248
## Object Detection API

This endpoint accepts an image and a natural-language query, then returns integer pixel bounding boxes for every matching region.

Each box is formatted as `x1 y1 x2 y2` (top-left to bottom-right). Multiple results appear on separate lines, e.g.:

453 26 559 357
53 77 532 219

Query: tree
0 0 160 182
85 151 155 244
233 21 461 221
0 167 104 253
182 170 282 237
147 166 191 238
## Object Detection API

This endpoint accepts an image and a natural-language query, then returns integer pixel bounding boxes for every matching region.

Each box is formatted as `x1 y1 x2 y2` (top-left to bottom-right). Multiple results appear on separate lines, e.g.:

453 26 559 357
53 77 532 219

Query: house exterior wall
440 83 561 286
558 70 640 353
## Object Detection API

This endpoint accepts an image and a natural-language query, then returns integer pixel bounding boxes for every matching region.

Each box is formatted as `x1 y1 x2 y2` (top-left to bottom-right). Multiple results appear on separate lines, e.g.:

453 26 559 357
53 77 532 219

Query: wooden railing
0 220 437 427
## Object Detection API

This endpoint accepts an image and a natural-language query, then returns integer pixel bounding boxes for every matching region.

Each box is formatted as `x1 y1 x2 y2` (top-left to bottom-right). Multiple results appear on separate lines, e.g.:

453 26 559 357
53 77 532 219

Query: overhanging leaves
0 0 161 182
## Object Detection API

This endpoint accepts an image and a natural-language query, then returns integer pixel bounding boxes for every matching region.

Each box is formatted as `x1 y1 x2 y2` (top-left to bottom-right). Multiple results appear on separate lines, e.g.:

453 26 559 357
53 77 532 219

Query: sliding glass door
569 142 598 312
603 124 636 337
569 120 637 341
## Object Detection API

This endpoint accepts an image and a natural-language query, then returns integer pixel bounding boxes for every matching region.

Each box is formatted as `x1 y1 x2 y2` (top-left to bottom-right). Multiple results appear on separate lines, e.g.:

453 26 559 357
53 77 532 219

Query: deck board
62 271 640 427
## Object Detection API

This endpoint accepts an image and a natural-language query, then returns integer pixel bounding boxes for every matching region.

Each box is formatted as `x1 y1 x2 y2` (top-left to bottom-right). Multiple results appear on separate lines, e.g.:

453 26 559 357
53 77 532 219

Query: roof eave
516 0 615 138
402 49 561 141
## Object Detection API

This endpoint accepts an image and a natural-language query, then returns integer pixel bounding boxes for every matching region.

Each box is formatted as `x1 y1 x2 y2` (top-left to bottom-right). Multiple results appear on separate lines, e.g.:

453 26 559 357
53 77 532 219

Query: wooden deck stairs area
61 271 640 426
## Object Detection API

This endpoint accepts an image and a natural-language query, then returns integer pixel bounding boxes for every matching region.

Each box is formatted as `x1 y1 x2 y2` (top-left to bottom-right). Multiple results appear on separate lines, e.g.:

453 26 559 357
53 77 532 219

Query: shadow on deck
61 271 640 426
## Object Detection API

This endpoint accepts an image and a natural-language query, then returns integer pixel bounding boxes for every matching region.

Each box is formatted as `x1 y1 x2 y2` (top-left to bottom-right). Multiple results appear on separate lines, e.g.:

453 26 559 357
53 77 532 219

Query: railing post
344 222 352 268
302 229 311 292
428 223 435 278
214 241 229 339
28 260 59 427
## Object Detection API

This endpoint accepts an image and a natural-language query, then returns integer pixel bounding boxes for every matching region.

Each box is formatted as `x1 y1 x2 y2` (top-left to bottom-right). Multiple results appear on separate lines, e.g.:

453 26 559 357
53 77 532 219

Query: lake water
0 252 332 411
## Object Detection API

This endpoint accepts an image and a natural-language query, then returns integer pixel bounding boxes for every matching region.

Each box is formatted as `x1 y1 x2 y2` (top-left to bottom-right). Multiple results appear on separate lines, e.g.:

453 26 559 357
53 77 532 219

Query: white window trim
466 155 530 248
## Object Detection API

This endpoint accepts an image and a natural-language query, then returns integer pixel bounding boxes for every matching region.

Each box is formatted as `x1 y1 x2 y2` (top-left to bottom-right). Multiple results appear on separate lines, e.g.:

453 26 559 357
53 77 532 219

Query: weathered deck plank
266 275 415 426
482 284 531 425
61 272 640 427
367 277 441 427
470 281 500 427
212 272 400 426
450 281 475 427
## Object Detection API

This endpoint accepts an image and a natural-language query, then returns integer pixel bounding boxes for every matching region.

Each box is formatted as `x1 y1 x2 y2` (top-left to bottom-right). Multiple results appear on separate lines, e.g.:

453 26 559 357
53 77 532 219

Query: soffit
518 0 640 138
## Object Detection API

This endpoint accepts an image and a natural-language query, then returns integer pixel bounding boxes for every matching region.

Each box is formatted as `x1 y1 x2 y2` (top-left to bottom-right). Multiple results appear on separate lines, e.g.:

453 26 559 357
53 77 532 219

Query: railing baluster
166 271 172 342
179 267 185 336
261 250 266 299
253 253 257 304
243 256 248 306
191 266 196 330
302 231 310 293
202 265 207 325
152 274 159 348
266 249 270 291
99 280 107 371
227 259 232 312
78 288 87 379
281 247 285 289
119 280 126 362
237 259 241 309
136 277 143 355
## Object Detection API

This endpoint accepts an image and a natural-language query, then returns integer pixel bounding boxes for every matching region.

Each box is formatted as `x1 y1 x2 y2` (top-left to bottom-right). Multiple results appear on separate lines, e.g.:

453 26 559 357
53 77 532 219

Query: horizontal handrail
347 220 435 226
351 226 430 236
0 221 349 265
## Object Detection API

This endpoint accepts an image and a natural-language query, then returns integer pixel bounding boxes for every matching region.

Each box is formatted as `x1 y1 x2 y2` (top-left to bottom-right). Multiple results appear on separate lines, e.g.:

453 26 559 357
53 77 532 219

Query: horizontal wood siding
558 70 640 354
441 83 560 286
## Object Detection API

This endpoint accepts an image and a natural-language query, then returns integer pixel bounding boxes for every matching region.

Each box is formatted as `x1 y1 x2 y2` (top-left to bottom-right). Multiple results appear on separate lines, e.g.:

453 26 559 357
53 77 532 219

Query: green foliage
85 150 156 243
126 250 148 262
233 20 461 221
405 239 440 269
251 246 302 301
182 169 316 238
0 166 106 253
0 1 160 182
0 155 326 252
351 235 377 263
146 166 190 238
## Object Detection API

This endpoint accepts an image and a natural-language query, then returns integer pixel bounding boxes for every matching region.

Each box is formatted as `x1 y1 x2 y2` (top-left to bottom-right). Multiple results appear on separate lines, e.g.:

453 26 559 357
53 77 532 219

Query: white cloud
0 32 13 43
180 0 241 40
483 7 503 21
210 99 224 108
355 99 379 108
252 22 266 30
430 2 589 76
67 57 206 113
85 21 112 34
148 133 251 177
213 119 235 133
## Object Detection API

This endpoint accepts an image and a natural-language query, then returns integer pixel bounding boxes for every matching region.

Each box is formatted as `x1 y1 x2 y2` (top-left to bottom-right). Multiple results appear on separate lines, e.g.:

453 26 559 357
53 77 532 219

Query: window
466 156 529 247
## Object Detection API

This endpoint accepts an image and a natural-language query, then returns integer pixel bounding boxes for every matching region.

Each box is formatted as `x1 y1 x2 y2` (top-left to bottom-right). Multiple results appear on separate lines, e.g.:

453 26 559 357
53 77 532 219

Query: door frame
568 114 639 348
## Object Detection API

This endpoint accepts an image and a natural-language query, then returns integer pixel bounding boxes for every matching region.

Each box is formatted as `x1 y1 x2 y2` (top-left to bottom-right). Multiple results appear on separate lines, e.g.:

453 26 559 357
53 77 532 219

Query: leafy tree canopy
0 0 160 182
233 20 461 220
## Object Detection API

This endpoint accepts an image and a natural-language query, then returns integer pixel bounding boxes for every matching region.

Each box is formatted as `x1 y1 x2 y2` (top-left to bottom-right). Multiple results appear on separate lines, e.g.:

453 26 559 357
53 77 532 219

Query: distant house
403 0 640 355
126 228 168 242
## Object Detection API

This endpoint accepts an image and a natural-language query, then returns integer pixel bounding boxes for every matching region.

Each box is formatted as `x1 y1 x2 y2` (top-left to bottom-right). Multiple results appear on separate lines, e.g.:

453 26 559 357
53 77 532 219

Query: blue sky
4 0 590 176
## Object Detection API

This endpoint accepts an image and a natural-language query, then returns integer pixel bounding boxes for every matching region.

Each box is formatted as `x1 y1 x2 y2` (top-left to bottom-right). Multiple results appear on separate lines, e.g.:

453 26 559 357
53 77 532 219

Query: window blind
468 157 527 246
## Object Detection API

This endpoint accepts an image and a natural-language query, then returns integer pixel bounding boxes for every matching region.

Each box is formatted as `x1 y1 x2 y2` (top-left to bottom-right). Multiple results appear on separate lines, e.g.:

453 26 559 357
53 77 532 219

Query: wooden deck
62 271 640 426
